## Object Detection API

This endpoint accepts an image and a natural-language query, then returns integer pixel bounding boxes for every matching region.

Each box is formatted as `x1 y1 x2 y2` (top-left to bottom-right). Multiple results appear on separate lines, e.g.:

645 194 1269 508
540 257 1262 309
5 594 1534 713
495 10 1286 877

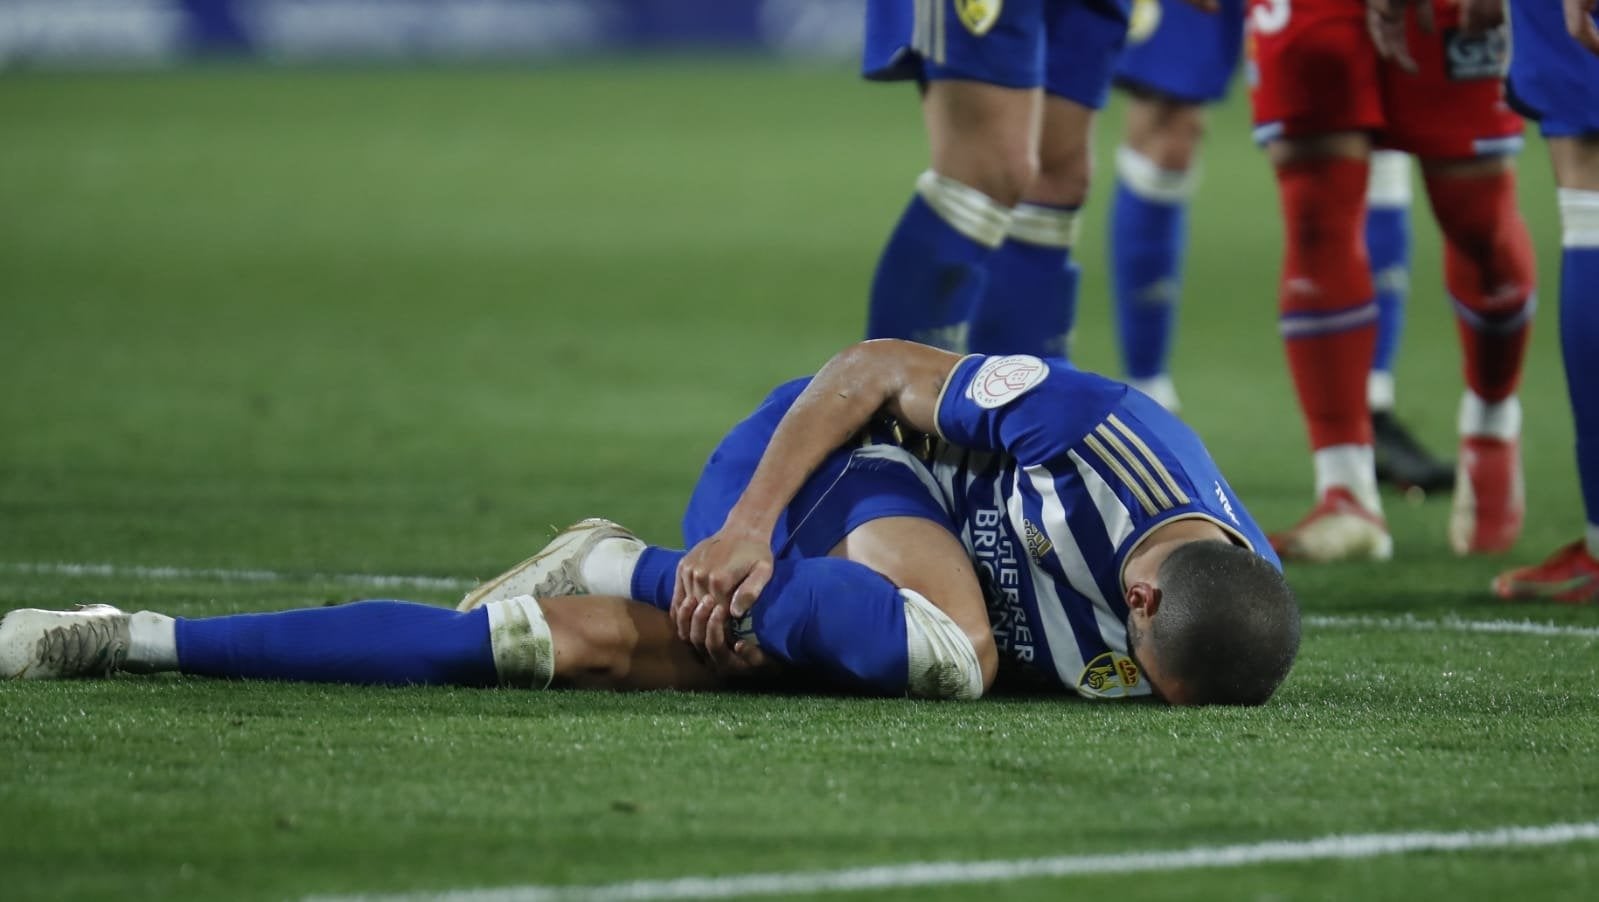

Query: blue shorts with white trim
863 0 1132 109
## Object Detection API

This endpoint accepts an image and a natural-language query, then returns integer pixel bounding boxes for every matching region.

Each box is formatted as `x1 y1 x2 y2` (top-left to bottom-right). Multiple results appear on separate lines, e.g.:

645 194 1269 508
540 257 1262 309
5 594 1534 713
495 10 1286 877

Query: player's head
1125 540 1300 706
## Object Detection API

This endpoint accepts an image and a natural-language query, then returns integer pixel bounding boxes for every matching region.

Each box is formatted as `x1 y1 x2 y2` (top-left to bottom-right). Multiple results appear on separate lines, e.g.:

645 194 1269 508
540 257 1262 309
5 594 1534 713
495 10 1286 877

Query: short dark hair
1151 540 1301 706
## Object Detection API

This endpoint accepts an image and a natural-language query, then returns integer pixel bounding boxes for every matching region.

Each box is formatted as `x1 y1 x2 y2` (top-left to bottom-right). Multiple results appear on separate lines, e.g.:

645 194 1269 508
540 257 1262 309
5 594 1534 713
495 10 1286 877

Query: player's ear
1126 582 1163 618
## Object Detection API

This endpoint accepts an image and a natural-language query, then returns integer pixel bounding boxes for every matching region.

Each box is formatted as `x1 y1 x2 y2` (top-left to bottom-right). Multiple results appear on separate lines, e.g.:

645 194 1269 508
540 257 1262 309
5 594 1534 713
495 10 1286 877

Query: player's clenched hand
1456 0 1505 33
701 605 771 678
1176 0 1219 13
671 525 774 646
1367 0 1425 73
1569 0 1599 55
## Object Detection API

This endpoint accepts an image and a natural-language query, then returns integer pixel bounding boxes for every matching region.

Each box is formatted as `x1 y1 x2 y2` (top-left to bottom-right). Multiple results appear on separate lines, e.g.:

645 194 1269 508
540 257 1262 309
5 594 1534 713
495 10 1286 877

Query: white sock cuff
1115 145 1196 204
1366 151 1412 208
127 611 178 673
1008 203 1081 249
916 170 1011 248
580 537 644 599
484 595 555 689
902 589 983 701
1458 391 1521 440
1586 524 1599 559
1558 188 1599 248
1313 444 1381 515
1125 374 1181 413
1367 370 1396 412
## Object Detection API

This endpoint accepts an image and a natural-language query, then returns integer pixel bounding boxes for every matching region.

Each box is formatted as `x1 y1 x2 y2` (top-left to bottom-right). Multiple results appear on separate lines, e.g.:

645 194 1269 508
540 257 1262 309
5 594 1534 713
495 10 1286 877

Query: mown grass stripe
306 819 1599 901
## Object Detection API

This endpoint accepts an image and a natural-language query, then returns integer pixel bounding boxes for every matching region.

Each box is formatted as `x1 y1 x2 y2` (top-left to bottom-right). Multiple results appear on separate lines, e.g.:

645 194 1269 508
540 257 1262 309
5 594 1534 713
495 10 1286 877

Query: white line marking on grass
306 819 1599 902
1307 613 1599 640
0 561 475 591
5 562 1598 641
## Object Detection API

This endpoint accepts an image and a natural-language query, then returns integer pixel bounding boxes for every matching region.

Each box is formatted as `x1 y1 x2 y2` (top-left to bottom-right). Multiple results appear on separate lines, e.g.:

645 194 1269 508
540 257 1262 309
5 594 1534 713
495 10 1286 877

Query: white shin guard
902 589 984 701
484 595 555 689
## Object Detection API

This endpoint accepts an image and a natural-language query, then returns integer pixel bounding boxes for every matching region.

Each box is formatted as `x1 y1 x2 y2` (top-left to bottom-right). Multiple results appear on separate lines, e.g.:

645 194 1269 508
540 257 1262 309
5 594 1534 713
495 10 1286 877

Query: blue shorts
1507 2 1599 138
863 0 1132 109
1112 0 1244 105
682 378 956 557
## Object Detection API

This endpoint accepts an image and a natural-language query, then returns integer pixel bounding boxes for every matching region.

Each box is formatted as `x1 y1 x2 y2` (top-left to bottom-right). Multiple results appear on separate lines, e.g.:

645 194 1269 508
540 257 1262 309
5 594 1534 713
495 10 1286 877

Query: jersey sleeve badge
967 354 1048 409
1077 651 1145 698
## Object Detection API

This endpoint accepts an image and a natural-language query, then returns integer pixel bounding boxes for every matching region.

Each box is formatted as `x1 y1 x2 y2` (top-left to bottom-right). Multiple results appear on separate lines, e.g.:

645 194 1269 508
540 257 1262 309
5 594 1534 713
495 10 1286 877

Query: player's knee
1124 97 1206 172
902 589 991 700
934 147 1035 209
1029 142 1090 208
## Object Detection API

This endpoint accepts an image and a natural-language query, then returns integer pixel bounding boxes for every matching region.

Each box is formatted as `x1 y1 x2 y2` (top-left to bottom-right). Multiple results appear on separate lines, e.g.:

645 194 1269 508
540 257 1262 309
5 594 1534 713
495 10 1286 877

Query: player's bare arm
671 339 960 635
1570 0 1599 54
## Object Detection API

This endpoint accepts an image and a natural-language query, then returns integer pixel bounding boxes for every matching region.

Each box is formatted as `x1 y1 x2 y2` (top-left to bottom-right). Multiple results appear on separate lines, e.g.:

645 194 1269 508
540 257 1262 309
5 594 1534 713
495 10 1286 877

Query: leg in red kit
1421 161 1536 554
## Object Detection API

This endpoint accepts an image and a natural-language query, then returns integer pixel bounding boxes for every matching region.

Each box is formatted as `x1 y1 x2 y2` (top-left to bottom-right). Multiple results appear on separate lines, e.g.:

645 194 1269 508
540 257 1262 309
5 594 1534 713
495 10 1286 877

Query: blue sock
1109 150 1190 381
1561 240 1599 532
631 546 685 610
867 172 1008 351
175 601 498 686
746 557 908 695
968 203 1080 358
1366 203 1411 376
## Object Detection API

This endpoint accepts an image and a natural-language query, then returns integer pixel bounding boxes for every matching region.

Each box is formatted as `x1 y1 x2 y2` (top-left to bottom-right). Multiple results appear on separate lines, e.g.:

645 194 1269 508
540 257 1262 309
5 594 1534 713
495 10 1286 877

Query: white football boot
457 518 644 612
1269 488 1394 564
0 604 132 679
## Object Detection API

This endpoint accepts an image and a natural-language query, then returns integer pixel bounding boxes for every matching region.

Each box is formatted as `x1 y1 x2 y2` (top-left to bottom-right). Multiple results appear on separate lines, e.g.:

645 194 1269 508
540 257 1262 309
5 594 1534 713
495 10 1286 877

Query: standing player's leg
1104 0 1243 409
862 1 1045 351
967 94 1090 357
1380 2 1536 554
1493 1 1599 600
1417 154 1535 554
1365 151 1456 493
1248 0 1391 562
1107 93 1203 411
967 0 1130 358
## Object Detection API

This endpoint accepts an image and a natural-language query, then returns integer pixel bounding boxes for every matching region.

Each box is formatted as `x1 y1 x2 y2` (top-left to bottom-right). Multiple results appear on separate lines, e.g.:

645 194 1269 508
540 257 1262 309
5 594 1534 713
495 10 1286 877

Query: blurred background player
1490 0 1599 602
1251 0 1536 563
861 0 1130 356
1107 0 1452 492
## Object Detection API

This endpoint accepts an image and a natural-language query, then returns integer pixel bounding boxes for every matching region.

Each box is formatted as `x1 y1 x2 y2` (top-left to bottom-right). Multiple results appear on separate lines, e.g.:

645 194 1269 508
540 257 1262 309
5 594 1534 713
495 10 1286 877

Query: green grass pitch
1 63 1596 901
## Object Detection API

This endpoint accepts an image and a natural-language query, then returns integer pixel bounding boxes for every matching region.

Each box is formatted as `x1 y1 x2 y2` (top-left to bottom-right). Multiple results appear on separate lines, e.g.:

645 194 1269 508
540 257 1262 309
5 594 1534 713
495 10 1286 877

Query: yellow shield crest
955 0 1002 37
1129 0 1163 45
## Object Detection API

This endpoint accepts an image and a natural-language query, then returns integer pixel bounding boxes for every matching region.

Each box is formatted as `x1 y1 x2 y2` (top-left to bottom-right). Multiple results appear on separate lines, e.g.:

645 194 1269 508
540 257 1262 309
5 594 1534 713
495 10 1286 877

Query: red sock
1424 168 1537 403
1276 157 1377 450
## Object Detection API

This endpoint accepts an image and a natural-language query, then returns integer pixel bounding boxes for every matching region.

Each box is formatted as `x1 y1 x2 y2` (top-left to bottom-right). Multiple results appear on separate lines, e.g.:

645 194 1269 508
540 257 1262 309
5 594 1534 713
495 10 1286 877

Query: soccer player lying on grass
0 341 1301 705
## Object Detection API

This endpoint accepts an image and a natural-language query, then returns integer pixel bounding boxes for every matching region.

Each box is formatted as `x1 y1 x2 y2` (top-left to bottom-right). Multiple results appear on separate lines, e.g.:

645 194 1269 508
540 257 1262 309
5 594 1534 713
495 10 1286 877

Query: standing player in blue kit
860 0 1130 358
1486 0 1599 602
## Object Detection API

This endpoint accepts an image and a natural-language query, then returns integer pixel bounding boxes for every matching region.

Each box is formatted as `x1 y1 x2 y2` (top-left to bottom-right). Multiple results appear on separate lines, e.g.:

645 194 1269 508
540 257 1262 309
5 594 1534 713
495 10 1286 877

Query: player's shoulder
948 353 1127 410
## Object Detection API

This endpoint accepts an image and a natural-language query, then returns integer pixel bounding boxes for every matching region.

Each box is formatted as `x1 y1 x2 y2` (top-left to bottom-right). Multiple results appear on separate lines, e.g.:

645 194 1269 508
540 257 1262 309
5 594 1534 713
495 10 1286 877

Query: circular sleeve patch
966 355 1048 409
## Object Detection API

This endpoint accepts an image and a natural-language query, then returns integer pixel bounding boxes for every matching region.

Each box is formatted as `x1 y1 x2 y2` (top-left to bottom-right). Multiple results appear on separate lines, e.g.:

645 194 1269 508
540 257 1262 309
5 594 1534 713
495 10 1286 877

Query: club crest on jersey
955 0 1001 36
1077 651 1143 698
1128 0 1162 44
968 354 1048 409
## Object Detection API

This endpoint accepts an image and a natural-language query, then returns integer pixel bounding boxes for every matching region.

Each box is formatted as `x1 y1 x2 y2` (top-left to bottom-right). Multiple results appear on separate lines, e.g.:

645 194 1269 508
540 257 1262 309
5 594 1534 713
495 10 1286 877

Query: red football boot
1492 541 1599 604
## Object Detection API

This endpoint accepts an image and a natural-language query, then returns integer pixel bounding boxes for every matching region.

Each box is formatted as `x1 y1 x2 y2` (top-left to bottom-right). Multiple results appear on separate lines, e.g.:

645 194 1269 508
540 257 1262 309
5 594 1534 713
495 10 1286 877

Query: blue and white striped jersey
924 354 1278 699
